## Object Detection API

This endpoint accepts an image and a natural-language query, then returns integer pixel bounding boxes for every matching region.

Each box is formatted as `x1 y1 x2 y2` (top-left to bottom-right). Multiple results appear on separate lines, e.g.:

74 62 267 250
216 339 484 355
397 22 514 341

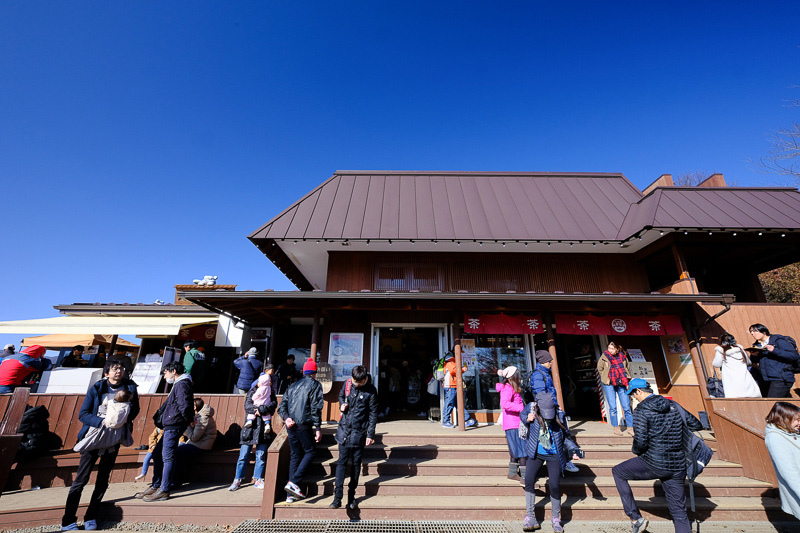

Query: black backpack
772 335 800 373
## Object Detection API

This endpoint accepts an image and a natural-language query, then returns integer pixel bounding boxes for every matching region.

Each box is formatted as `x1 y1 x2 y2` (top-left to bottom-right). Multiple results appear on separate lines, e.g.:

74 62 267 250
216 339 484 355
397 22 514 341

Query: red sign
464 313 544 335
554 314 684 336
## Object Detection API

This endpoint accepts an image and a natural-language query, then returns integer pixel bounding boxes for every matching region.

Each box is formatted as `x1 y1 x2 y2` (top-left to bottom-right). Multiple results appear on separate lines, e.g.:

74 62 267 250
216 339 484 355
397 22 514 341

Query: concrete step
302 474 775 498
273 494 786 521
318 443 652 460
311 457 745 478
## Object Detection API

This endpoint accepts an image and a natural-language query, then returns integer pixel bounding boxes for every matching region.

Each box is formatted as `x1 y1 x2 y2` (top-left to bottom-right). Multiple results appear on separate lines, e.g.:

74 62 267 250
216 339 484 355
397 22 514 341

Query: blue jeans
151 427 182 491
603 383 633 427
141 451 153 476
443 388 457 426
235 443 267 480
287 425 316 485
0 385 15 393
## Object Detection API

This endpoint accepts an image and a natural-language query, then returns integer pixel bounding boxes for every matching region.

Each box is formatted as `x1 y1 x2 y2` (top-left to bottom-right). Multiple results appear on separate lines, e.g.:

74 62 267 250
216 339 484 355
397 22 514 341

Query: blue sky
1 1 798 348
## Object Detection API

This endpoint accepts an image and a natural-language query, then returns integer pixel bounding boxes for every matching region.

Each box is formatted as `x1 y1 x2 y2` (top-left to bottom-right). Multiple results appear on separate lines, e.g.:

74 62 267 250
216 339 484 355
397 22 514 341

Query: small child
244 365 274 435
135 427 163 481
74 389 133 453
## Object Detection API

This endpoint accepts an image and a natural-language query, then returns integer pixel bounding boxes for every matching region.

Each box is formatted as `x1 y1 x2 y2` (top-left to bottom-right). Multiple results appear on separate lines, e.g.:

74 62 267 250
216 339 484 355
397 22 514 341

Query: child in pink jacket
496 366 525 481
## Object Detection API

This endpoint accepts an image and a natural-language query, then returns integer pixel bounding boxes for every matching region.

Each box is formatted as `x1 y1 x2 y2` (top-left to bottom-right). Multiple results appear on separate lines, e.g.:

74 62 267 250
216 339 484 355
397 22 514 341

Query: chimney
698 173 726 187
642 174 674 195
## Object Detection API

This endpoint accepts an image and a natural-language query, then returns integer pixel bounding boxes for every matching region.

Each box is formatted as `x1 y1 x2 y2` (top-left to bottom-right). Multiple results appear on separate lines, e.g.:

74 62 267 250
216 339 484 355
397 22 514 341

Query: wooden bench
2 393 253 491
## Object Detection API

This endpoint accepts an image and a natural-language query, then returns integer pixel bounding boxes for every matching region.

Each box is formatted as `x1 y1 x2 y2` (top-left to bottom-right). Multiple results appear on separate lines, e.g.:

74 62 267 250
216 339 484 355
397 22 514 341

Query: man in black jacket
61 360 140 531
136 361 194 502
275 353 300 394
277 357 323 501
330 365 378 511
612 378 702 533
749 323 799 398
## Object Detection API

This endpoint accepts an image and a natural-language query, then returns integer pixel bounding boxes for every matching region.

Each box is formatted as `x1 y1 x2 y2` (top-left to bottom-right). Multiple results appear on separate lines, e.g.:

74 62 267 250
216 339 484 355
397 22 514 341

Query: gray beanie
246 347 258 356
536 392 557 420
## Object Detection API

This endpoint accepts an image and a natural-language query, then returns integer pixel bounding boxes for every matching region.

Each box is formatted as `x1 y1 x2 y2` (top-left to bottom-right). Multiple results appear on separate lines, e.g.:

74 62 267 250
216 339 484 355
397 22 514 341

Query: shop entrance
555 334 604 419
372 326 446 419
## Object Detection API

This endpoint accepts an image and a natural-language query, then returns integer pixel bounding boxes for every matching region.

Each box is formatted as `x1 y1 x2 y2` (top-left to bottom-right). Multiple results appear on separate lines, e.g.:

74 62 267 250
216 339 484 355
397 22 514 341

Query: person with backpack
330 365 378 513
713 333 761 398
277 357 324 501
748 323 800 398
441 352 467 428
531 350 578 472
611 378 703 533
520 392 581 532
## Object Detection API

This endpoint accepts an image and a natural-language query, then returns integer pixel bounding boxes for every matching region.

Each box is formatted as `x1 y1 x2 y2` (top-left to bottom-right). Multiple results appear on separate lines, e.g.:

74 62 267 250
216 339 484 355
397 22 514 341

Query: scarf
606 350 629 387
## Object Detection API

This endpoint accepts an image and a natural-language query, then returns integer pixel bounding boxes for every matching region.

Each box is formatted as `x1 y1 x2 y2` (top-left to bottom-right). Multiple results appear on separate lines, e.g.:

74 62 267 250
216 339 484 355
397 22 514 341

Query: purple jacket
496 382 524 431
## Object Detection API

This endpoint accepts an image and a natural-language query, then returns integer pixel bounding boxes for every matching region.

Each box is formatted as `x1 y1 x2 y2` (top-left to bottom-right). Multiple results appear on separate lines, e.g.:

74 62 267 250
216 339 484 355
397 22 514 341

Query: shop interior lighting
732 232 737 236
708 231 713 235
660 231 664 235
684 231 688 235
524 242 528 247
388 240 392 245
502 242 506 247
366 240 370 245
782 233 786 237
759 232 763 236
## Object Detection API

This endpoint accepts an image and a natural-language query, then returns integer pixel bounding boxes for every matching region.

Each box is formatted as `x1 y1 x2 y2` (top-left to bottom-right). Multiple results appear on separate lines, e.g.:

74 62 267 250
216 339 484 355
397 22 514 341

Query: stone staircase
273 420 783 522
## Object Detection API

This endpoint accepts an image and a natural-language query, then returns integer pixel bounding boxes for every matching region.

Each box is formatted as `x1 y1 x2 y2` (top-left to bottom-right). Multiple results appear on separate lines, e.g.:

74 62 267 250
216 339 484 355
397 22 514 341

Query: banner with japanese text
464 313 544 335
553 314 684 336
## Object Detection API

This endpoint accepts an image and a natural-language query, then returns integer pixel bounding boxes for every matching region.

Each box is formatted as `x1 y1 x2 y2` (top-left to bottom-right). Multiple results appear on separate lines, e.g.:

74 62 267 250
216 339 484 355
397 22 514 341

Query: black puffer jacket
335 376 378 448
632 394 702 472
277 376 323 429
161 375 194 431
240 384 278 446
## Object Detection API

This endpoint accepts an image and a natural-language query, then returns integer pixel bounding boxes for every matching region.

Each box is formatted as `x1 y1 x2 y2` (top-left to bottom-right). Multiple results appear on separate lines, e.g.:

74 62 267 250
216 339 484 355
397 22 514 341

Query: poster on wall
329 333 364 381
627 349 646 362
660 334 698 385
460 339 477 376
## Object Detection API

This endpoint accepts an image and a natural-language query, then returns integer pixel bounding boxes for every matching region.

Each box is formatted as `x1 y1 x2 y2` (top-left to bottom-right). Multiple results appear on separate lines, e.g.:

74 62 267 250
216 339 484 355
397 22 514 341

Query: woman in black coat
228 383 277 490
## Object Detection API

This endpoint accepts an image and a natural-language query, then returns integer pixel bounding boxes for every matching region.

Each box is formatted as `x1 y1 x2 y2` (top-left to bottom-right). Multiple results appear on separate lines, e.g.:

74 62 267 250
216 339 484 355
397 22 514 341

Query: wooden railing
708 398 800 485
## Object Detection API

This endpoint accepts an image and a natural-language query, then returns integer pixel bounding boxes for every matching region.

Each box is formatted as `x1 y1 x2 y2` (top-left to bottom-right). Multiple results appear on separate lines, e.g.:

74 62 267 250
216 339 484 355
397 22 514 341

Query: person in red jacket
0 345 52 393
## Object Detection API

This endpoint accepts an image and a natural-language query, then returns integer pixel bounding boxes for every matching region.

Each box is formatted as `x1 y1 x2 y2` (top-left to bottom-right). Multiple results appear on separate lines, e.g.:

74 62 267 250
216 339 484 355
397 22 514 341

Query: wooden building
183 170 800 423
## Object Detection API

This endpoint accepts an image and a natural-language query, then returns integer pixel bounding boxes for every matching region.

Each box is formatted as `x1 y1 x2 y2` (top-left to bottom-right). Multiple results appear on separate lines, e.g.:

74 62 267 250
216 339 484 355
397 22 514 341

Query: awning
0 316 216 336
21 334 139 350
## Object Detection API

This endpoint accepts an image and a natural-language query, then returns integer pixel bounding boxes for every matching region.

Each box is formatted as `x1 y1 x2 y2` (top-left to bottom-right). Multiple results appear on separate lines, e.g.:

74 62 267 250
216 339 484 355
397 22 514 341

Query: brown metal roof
616 187 800 239
249 171 644 243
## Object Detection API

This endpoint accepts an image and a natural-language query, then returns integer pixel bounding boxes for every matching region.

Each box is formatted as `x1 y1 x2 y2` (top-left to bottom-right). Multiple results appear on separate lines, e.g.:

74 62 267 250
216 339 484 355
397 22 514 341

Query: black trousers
334 444 364 502
612 456 689 533
767 380 794 398
524 454 562 499
62 447 119 526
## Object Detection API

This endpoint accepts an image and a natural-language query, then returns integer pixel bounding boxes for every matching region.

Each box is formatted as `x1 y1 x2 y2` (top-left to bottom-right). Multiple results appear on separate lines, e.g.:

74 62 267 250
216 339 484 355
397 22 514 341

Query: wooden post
544 313 566 409
310 310 321 360
268 323 277 365
108 334 118 357
454 338 466 431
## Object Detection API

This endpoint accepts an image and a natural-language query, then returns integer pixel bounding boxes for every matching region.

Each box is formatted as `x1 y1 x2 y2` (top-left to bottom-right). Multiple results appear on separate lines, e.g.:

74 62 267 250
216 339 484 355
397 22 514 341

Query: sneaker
329 499 342 509
465 418 477 427
285 495 296 503
632 517 649 533
61 523 79 531
264 425 272 435
142 489 170 502
83 520 98 531
613 426 623 436
228 479 242 491
442 423 454 429
564 461 579 473
134 473 145 481
134 486 158 499
284 481 305 500
244 420 253 428
552 517 563 532
254 478 264 489
522 514 540 532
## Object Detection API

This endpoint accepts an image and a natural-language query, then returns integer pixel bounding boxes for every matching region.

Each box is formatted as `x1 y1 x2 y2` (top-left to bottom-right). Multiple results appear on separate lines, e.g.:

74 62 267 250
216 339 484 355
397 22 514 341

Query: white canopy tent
0 316 216 336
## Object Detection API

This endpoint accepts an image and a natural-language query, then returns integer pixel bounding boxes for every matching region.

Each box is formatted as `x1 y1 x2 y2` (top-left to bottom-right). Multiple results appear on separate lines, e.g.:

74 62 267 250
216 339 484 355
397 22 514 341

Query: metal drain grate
326 520 417 532
416 521 509 533
232 520 512 533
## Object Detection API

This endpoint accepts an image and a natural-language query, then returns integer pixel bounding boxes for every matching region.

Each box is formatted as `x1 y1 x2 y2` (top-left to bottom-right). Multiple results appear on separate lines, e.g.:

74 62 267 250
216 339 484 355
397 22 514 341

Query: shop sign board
464 313 544 334
317 361 333 394
554 314 684 336
329 333 364 381
627 349 646 362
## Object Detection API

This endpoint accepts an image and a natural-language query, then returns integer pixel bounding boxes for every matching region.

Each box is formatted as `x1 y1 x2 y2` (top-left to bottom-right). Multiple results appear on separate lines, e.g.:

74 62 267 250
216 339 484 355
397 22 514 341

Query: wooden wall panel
327 252 650 293
697 303 800 394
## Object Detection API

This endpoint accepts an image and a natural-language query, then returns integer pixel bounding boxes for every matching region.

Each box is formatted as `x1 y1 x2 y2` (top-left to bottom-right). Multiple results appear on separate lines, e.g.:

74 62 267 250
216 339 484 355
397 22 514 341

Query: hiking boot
632 517 649 533
284 481 305 500
134 486 158 499
142 489 170 502
522 514 540 531
552 516 563 532
228 479 242 491
613 426 623 436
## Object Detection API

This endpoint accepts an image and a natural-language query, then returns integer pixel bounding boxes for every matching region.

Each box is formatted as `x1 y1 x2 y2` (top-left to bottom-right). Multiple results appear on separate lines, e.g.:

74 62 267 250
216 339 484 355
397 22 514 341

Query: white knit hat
497 366 518 379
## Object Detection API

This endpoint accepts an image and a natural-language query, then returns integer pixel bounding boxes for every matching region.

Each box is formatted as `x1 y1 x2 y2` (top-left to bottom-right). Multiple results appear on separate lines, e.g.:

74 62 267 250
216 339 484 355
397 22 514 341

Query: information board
131 362 164 394
329 333 364 381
